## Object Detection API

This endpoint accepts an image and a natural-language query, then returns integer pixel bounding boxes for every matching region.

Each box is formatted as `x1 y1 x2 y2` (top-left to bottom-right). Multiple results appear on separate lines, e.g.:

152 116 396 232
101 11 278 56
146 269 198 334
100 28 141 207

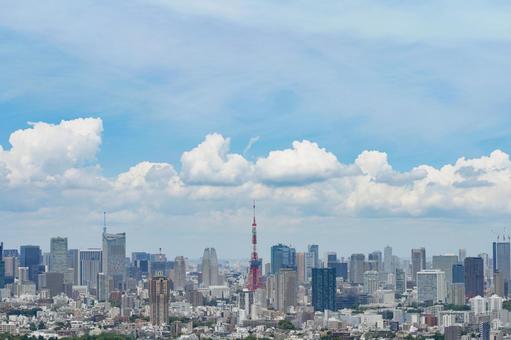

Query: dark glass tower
312 268 336 312
464 257 484 298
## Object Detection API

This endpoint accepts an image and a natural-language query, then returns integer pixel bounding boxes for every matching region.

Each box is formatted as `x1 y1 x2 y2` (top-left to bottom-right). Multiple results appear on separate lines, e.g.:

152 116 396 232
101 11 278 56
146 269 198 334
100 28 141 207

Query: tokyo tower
247 201 263 291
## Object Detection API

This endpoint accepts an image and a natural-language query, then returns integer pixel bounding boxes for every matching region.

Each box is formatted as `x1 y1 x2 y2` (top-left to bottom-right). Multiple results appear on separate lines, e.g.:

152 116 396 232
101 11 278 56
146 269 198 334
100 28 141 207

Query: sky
1 1 511 260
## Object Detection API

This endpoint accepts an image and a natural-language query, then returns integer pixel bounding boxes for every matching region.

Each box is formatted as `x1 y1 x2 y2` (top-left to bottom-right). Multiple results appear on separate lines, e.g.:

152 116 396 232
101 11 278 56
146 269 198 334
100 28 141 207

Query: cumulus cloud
180 133 252 186
0 118 102 184
255 140 343 185
2 119 511 221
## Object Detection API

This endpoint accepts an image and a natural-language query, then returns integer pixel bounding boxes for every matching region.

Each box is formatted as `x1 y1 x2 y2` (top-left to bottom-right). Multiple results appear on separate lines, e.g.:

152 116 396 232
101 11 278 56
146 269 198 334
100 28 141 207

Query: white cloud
0 118 102 185
180 133 252 186
255 140 343 185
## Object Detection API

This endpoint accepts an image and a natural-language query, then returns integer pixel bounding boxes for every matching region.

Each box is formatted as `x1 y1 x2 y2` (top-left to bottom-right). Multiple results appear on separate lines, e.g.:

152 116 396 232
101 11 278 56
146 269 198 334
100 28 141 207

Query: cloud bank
1 118 510 220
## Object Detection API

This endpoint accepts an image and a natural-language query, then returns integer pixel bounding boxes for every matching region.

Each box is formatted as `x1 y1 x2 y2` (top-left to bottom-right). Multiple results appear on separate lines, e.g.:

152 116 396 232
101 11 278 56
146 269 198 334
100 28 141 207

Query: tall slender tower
247 201 262 291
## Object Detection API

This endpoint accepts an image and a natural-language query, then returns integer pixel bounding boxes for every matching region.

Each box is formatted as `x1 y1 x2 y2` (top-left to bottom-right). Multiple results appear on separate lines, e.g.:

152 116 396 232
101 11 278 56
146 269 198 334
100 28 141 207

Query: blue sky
1 1 511 258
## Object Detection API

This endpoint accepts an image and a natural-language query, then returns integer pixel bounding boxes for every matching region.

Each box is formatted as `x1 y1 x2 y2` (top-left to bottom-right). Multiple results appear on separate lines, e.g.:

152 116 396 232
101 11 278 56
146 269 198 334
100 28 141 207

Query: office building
20 245 43 283
308 244 319 268
173 256 186 291
67 249 80 285
271 244 296 274
149 273 170 326
311 268 336 312
384 246 393 273
368 251 382 272
432 254 458 284
411 248 426 284
395 268 406 295
417 269 446 303
493 240 510 296
38 272 64 297
458 249 467 263
201 248 219 287
102 231 126 292
96 272 107 302
80 249 102 290
49 237 68 274
296 252 306 283
349 253 365 284
494 270 505 297
0 242 4 289
363 270 379 295
276 268 297 313
450 282 465 305
464 257 484 298
452 264 464 284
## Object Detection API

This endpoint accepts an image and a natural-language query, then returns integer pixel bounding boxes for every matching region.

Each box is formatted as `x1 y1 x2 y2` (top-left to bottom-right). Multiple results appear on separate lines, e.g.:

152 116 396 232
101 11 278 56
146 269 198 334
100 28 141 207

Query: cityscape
0 205 510 339
3 1 511 340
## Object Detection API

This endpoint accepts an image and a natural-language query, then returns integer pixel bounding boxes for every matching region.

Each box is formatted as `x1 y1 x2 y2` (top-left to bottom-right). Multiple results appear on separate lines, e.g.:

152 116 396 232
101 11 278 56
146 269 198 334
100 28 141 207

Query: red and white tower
247 201 262 291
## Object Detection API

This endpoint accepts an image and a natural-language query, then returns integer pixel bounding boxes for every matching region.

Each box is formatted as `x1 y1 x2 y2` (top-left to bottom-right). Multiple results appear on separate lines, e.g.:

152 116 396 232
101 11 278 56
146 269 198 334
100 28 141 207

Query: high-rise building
384 246 393 273
308 244 319 268
349 253 365 284
452 264 464 284
149 272 170 326
276 268 297 313
0 242 4 289
102 230 126 292
363 270 379 295
38 272 64 297
326 252 347 280
464 257 484 298
201 248 219 287
494 270 505 297
67 249 80 285
271 244 296 274
311 268 336 312
493 240 510 296
173 256 186 291
458 248 467 263
96 272 107 302
296 252 306 284
417 269 447 303
432 255 458 285
304 252 314 282
80 249 102 290
395 268 406 295
49 237 68 274
411 248 426 284
449 282 465 305
368 251 382 272
20 245 43 282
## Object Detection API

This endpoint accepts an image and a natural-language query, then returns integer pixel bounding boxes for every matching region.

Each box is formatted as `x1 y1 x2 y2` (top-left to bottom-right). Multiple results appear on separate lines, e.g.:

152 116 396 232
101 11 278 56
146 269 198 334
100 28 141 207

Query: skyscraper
49 237 68 274
80 249 102 290
384 246 393 273
311 268 336 312
149 272 170 326
464 257 484 298
452 264 464 284
349 253 365 284
102 230 126 292
173 256 186 291
395 268 406 294
0 242 4 289
363 270 379 295
417 269 447 303
296 252 306 284
411 248 426 284
271 244 296 274
368 251 383 272
493 240 510 296
432 254 458 285
201 248 219 287
276 268 297 313
308 244 319 268
20 245 43 283
67 249 80 285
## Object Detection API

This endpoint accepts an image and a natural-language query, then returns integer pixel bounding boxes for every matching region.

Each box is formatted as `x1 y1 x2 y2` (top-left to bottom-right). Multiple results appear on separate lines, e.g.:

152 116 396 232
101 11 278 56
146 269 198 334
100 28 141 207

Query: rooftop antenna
103 211 107 234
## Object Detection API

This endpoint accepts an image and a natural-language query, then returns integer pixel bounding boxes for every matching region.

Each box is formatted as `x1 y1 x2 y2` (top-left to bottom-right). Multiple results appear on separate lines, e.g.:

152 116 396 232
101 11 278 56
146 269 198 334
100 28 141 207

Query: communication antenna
103 211 107 234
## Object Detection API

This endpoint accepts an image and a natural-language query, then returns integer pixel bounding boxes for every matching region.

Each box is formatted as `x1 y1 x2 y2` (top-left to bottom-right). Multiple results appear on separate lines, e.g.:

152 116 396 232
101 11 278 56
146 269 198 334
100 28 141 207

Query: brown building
149 273 170 326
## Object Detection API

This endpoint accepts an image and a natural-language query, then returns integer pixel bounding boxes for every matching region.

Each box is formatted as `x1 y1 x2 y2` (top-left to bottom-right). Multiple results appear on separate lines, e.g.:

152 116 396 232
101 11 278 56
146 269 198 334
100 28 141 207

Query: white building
470 295 487 315
363 271 379 295
417 269 447 303
488 294 503 313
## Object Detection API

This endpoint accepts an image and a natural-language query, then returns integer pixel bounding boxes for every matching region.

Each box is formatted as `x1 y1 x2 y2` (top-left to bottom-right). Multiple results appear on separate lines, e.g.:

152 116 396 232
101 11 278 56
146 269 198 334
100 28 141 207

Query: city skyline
2 2 511 257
